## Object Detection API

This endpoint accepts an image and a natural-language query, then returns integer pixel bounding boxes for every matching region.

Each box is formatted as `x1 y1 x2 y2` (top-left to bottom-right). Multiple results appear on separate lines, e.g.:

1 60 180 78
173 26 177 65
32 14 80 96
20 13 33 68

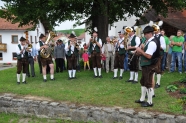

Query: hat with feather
19 37 26 41
69 31 76 38
148 20 163 32
93 27 98 33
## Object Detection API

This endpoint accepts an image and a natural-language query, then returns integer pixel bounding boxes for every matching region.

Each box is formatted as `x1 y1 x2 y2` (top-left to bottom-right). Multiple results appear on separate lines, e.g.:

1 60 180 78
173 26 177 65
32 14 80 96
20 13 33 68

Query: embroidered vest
89 38 100 53
67 41 78 56
17 44 28 59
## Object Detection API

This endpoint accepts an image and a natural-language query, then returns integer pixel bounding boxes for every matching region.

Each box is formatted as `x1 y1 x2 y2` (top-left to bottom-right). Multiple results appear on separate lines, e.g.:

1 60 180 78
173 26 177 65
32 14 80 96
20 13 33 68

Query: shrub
180 88 186 94
177 96 186 105
179 77 186 83
167 85 178 92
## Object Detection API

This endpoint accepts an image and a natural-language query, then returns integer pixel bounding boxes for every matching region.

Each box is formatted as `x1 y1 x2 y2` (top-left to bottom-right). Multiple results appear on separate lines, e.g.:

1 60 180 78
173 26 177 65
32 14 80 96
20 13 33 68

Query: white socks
156 74 161 85
43 75 47 80
93 68 97 76
17 74 20 82
129 71 134 80
120 69 124 76
50 74 54 79
73 70 76 77
147 88 153 104
98 68 101 76
68 70 72 78
134 72 138 81
140 86 147 101
22 73 26 82
114 69 118 77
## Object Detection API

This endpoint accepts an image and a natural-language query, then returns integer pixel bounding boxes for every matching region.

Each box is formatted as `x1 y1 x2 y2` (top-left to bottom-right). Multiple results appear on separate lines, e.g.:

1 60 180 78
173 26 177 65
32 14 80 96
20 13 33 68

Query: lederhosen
17 44 28 74
114 40 125 69
128 36 139 72
140 38 160 88
38 41 53 67
154 34 164 74
89 38 101 68
67 41 78 70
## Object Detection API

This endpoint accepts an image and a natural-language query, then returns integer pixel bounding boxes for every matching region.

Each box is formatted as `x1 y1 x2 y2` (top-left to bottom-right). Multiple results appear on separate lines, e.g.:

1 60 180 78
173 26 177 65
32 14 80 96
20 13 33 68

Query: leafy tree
0 0 185 41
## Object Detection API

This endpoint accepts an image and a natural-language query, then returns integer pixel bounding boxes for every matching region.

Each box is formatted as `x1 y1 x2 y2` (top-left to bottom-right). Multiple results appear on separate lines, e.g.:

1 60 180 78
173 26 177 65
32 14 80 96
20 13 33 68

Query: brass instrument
40 31 56 58
110 36 117 44
123 27 133 50
91 37 97 43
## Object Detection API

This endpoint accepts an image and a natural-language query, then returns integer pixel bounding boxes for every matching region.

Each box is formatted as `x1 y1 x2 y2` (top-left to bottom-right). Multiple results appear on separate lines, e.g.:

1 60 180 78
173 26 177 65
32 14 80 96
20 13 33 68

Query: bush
167 85 178 92
177 96 186 105
179 77 186 83
180 88 186 94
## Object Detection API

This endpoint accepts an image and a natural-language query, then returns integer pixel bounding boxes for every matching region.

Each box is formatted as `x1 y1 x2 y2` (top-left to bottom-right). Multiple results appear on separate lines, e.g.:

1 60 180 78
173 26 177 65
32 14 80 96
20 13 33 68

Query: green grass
0 113 84 123
0 64 185 115
57 29 85 36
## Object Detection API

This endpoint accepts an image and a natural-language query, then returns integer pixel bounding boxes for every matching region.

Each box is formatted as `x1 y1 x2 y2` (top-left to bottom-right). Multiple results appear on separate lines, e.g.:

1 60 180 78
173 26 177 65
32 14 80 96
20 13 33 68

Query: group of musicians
16 21 165 107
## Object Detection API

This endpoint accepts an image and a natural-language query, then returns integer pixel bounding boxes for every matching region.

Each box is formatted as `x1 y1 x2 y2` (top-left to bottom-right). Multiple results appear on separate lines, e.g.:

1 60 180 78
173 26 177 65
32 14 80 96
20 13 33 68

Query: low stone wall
0 94 186 123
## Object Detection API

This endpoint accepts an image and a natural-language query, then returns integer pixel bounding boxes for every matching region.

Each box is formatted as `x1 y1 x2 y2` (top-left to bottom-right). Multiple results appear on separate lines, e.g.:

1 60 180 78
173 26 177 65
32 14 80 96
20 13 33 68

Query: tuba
123 27 133 50
40 31 56 58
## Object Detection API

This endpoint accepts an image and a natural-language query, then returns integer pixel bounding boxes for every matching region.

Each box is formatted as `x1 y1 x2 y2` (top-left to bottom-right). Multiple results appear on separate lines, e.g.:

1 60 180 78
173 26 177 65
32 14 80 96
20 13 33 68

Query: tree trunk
92 0 108 45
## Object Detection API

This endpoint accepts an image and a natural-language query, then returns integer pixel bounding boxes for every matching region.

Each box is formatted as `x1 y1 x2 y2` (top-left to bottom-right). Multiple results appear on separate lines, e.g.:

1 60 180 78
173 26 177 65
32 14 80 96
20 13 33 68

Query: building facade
0 19 45 66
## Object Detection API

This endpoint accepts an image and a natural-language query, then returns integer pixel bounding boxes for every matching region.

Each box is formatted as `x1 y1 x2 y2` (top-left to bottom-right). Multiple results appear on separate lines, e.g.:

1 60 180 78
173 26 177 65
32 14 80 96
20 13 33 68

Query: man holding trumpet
16 37 32 84
87 27 103 78
125 26 141 83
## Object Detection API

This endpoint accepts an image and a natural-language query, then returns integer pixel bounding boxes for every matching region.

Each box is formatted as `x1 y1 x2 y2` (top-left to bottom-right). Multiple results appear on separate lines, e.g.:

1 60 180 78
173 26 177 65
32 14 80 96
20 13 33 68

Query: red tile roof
77 33 85 40
135 9 186 31
0 18 33 30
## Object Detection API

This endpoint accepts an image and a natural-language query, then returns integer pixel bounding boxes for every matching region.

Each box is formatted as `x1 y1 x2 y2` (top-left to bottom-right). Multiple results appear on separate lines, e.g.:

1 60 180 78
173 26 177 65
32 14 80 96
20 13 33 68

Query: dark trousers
17 58 28 74
37 56 42 74
67 54 77 70
128 54 139 72
27 57 35 76
91 51 101 68
114 52 125 69
55 58 64 72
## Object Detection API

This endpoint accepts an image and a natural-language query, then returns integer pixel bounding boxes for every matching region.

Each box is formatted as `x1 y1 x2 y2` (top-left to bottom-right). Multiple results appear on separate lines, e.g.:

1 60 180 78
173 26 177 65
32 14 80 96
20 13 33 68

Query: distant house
84 15 138 43
135 9 186 37
0 18 45 66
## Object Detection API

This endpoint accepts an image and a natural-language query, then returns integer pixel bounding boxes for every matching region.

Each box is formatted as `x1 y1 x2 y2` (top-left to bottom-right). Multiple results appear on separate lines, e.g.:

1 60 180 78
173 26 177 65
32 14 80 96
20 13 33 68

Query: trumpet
91 37 97 43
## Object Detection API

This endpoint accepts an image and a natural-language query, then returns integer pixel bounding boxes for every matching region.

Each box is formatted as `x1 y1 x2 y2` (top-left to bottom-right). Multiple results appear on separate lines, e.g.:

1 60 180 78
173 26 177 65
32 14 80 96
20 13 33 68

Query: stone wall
0 94 186 123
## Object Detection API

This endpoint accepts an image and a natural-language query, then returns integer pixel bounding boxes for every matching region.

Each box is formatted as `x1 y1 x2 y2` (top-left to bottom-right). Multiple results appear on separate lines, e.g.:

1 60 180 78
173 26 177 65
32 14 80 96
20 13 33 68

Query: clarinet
128 41 142 65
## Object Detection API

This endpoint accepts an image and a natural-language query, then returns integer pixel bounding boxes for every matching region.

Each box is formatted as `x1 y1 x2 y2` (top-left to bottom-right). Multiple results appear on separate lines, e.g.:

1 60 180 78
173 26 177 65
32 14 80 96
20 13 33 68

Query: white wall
0 21 45 63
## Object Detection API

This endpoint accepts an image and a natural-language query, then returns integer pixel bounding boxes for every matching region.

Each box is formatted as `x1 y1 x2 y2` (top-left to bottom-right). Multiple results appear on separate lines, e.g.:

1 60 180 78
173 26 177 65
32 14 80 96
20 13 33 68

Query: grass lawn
0 64 185 115
0 113 84 123
57 29 85 37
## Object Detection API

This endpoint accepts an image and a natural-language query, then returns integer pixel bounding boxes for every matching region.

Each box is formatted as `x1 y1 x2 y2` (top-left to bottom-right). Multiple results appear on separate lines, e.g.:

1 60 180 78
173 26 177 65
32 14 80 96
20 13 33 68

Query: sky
0 1 85 30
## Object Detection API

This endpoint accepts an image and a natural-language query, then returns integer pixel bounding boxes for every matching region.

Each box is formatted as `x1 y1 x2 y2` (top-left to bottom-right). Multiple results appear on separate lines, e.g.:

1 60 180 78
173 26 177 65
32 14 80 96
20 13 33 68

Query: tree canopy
0 0 185 40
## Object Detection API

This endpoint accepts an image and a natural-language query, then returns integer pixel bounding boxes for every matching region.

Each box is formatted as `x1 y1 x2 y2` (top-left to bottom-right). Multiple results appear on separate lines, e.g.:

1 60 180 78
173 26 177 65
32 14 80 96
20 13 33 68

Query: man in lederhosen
153 22 166 88
16 37 31 84
65 31 78 79
113 30 125 80
126 27 141 83
135 26 160 107
36 34 55 82
87 27 103 78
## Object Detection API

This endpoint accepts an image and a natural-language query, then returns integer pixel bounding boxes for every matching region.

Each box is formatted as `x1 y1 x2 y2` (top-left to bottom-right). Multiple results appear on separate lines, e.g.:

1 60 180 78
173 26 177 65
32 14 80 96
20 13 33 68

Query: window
30 36 33 43
0 35 2 43
0 53 2 60
35 36 37 43
12 35 18 43
12 52 17 60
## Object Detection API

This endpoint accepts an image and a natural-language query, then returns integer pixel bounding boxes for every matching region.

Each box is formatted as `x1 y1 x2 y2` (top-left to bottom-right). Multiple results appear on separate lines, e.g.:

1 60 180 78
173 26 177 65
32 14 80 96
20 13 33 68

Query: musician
87 27 102 78
153 22 166 88
126 27 140 83
135 26 160 107
16 37 31 84
65 32 78 79
102 36 115 73
113 30 125 80
54 39 65 73
36 34 55 82
76 39 81 72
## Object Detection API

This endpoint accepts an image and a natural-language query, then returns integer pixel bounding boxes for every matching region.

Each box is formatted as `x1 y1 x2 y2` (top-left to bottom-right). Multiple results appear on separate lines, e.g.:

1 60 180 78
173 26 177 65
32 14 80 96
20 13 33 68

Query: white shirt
65 40 75 54
129 34 140 47
155 33 166 50
145 37 157 55
92 37 102 50
36 41 45 52
16 44 32 58
117 37 124 50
